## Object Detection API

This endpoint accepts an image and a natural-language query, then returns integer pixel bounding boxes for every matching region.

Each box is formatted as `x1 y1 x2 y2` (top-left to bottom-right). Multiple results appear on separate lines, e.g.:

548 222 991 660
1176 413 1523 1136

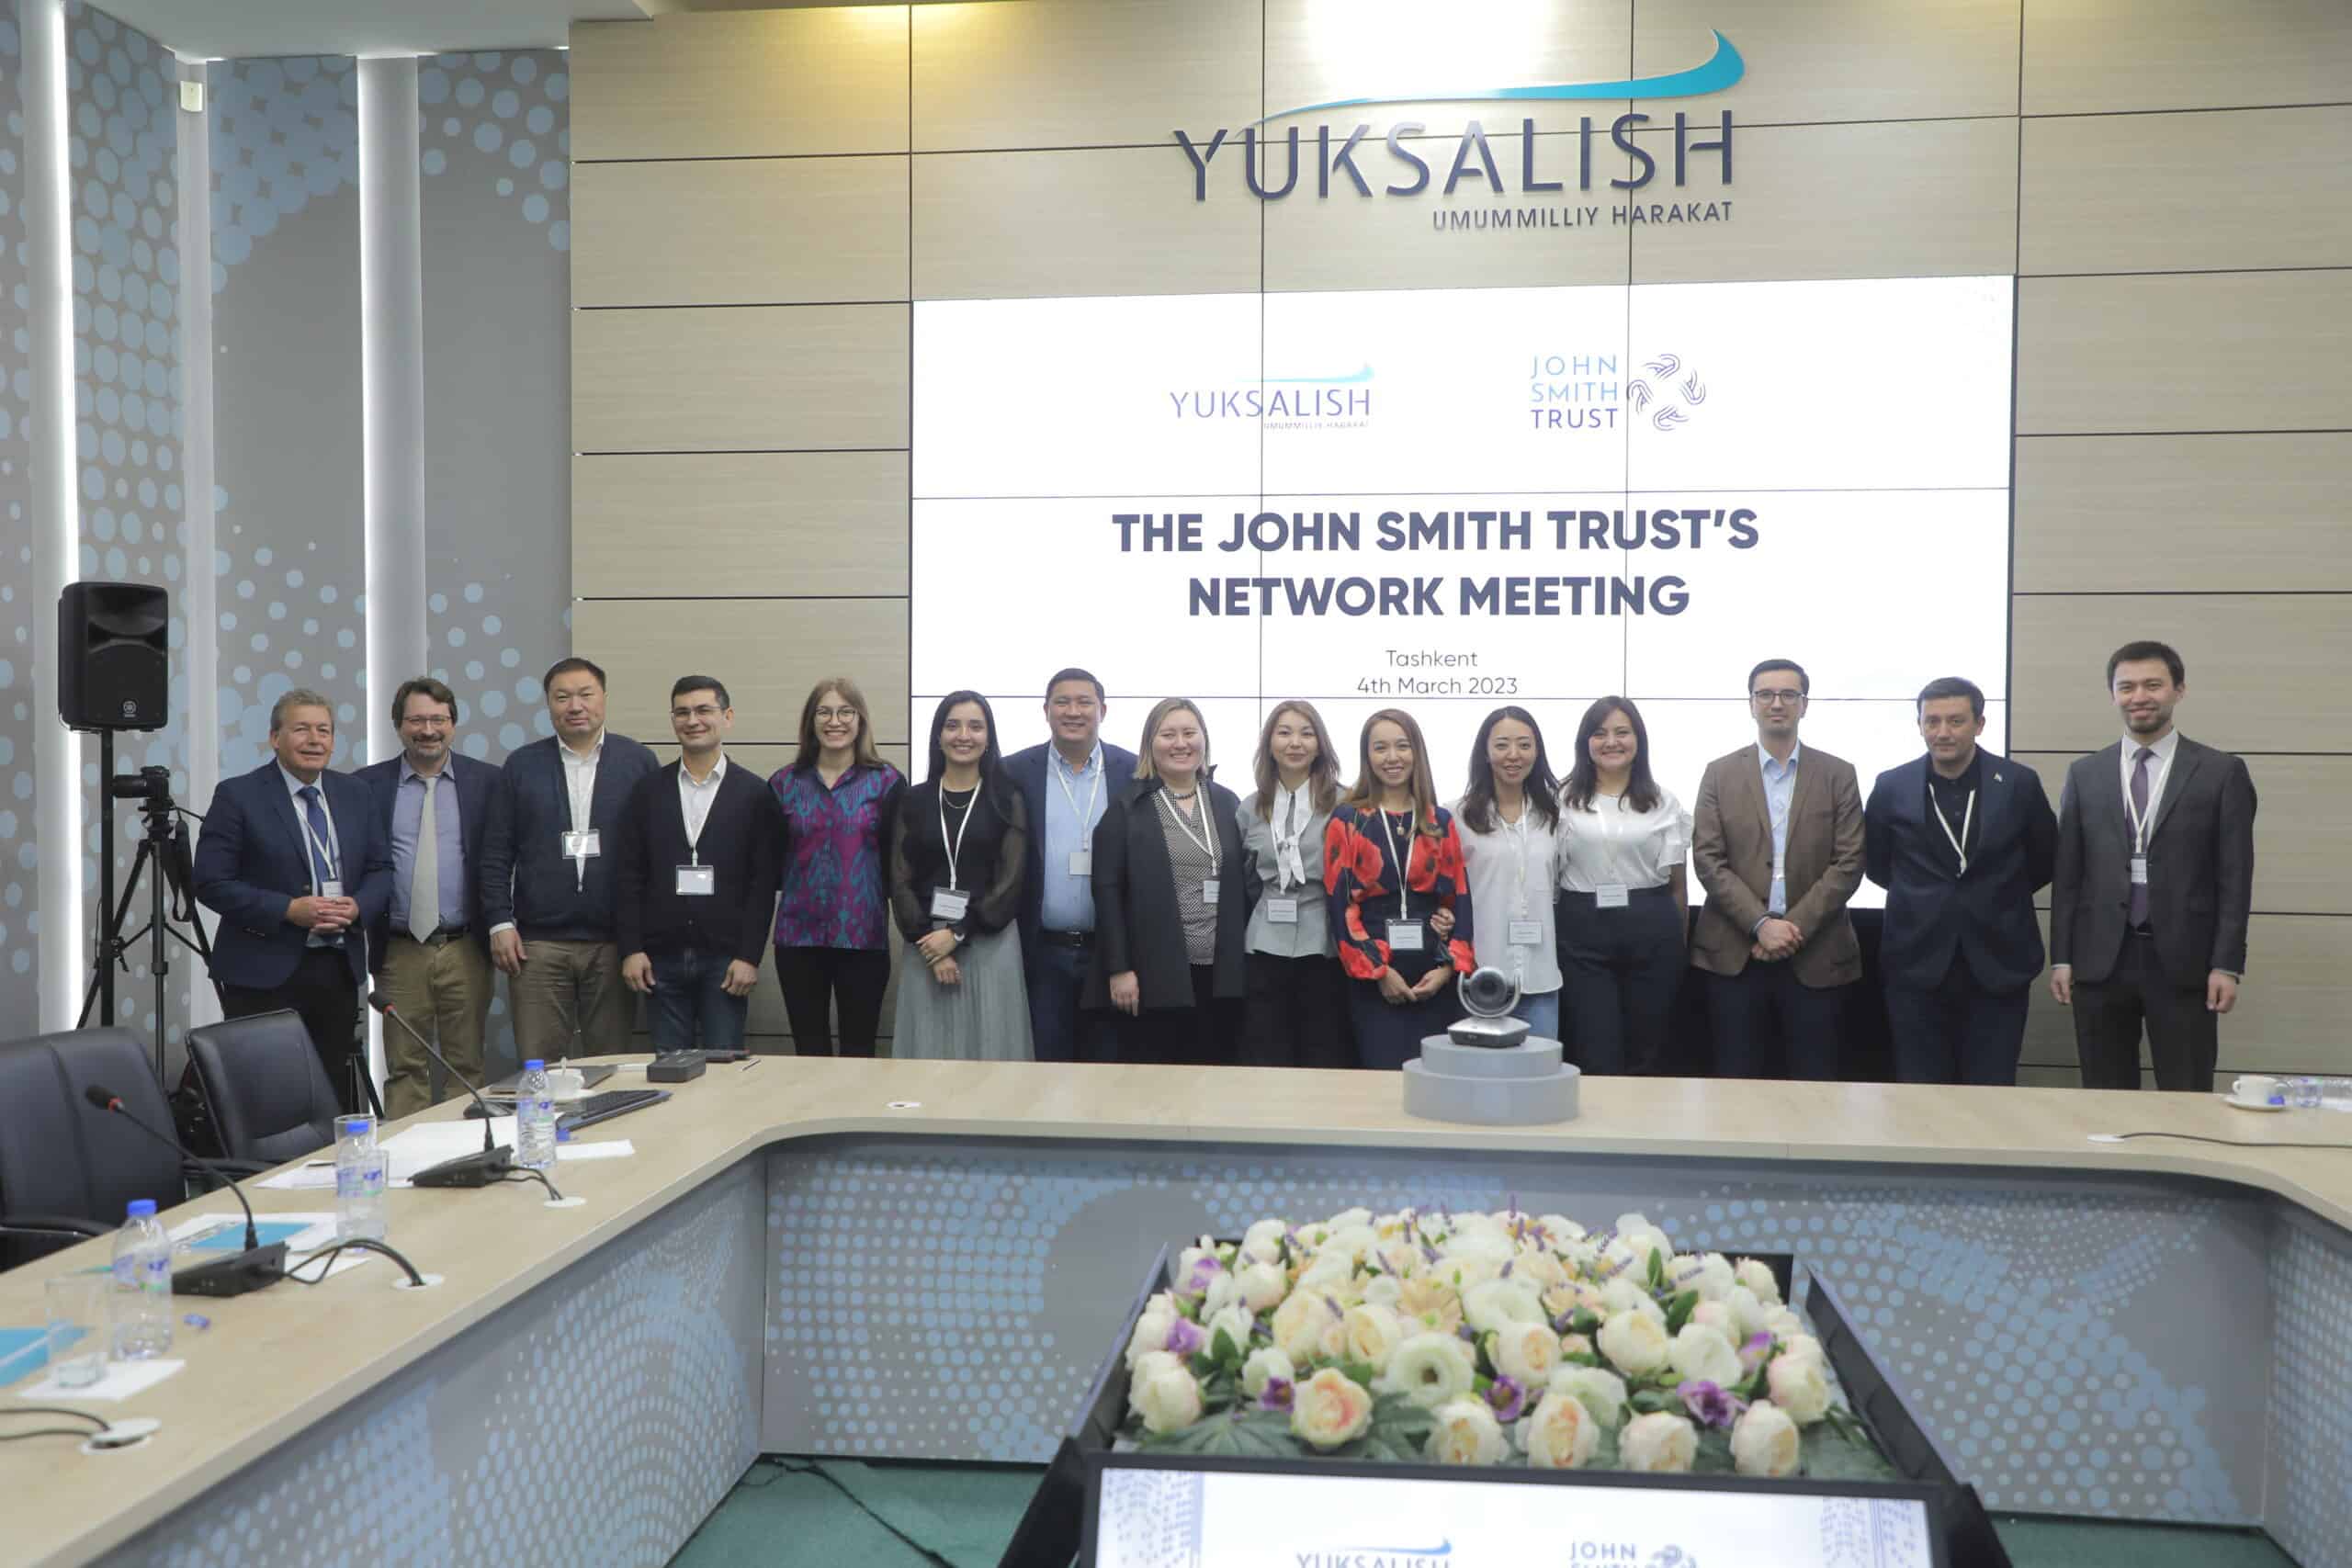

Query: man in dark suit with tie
1003 669 1136 1063
194 689 394 1114
356 677 503 1118
2051 640 2256 1091
1865 677 2057 1084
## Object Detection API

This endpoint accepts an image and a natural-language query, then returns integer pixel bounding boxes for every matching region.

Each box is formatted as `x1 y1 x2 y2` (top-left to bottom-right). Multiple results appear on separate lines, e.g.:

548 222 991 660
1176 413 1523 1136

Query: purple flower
1258 1376 1295 1413
1678 1379 1747 1429
1739 1332 1774 1371
1183 1255 1225 1296
1486 1376 1527 1424
1163 1318 1205 1358
1551 1313 1577 1336
1324 1294 1344 1320
1420 1243 1442 1267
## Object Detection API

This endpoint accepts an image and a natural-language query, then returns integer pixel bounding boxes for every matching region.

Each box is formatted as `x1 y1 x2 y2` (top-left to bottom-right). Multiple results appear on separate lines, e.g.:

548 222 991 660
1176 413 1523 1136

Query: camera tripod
77 731 217 1087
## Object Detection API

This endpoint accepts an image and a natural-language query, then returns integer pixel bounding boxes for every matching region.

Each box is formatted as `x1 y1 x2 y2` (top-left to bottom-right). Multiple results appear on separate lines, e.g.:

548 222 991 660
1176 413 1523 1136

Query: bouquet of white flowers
1117 1203 1889 1477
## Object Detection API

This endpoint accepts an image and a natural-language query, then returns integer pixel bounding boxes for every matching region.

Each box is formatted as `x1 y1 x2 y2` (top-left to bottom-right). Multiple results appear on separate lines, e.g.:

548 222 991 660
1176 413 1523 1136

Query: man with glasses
358 677 503 1117
1689 659 1865 1078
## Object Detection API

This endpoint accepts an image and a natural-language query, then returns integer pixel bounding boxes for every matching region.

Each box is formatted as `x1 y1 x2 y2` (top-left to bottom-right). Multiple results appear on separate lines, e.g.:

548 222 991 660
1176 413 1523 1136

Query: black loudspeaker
59 581 169 731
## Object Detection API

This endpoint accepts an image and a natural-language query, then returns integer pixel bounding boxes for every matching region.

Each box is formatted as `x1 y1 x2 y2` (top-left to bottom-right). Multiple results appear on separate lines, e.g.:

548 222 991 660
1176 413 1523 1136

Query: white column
23 0 82 1031
175 60 221 1029
358 58 426 768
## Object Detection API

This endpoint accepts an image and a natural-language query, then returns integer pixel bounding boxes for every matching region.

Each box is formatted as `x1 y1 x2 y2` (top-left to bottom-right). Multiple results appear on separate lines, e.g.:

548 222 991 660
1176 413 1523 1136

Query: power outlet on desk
648 1052 707 1084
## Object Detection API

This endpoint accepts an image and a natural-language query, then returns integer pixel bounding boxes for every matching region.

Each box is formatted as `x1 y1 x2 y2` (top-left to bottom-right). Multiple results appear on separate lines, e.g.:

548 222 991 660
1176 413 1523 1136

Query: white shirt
1268 781 1315 890
679 752 728 855
2119 728 2181 849
277 762 342 891
1557 785 1691 894
1453 795 1564 996
560 728 607 834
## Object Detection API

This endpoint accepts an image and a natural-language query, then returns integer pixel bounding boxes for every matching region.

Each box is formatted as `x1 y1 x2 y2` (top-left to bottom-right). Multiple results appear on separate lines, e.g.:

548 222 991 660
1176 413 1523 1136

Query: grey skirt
889 923 1034 1062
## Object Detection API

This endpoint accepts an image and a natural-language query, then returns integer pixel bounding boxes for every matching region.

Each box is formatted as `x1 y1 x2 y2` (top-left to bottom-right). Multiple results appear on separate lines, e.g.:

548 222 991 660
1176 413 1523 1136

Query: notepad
0 1326 51 1389
182 1219 315 1254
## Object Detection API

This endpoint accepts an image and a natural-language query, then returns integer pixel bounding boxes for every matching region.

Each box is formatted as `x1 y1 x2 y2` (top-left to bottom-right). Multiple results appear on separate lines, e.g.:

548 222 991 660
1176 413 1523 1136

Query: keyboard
557 1088 671 1133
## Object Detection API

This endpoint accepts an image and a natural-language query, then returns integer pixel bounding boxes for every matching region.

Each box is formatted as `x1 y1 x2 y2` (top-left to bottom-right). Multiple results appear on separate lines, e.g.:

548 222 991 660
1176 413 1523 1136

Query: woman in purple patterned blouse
768 677 904 1056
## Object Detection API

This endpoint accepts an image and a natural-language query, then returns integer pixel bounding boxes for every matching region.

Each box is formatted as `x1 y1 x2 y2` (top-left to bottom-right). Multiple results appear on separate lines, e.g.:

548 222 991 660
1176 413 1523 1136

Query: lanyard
1500 799 1534 917
563 742 599 833
682 764 722 863
1157 787 1219 874
939 780 981 891
2122 747 2169 854
1271 787 1307 890
1052 749 1102 843
298 798 340 886
1930 784 1974 876
1378 806 1415 921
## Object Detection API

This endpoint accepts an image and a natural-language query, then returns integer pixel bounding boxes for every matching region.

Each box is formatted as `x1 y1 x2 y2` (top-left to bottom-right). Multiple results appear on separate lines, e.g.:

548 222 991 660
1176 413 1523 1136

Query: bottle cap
524 1059 545 1072
127 1199 157 1218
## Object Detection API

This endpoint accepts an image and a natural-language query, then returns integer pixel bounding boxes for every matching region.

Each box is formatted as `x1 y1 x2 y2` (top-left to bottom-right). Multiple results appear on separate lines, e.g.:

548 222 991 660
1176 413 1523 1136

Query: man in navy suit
1003 668 1136 1063
194 688 394 1114
1864 676 2057 1085
356 677 503 1118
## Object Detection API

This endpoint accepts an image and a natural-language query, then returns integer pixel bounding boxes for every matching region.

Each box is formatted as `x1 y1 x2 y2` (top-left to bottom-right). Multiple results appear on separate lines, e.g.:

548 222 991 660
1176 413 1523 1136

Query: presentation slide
911 277 2014 907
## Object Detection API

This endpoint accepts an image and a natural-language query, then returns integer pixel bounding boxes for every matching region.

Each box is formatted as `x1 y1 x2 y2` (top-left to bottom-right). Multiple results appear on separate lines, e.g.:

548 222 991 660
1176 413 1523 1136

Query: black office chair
183 1010 343 1168
0 1030 185 1269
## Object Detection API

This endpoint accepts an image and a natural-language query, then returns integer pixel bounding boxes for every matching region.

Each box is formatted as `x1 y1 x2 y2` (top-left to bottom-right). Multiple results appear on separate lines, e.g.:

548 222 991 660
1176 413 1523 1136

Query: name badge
562 829 601 861
1594 884 1630 909
1509 918 1544 945
1267 897 1300 925
1202 879 1220 905
1385 919 1425 953
930 888 970 921
2129 855 2149 886
675 864 715 897
1068 850 1092 877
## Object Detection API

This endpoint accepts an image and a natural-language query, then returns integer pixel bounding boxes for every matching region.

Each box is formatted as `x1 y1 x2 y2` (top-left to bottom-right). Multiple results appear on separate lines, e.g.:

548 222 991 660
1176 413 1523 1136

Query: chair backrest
0 1030 182 1269
184 1010 341 1167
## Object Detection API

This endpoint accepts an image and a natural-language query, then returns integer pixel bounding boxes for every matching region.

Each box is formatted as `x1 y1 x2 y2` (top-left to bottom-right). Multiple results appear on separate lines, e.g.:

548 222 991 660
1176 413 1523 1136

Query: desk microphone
82 1084 287 1297
366 991 513 1188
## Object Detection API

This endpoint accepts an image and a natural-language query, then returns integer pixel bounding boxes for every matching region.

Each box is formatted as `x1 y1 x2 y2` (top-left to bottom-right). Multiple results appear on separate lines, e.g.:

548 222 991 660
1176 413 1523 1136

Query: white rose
1240 1218 1289 1263
1546 1364 1630 1429
1374 1331 1479 1409
1362 1274 1405 1309
1374 1238 1424 1279
1298 1249 1358 1292
1731 1401 1802 1477
1513 1250 1569 1292
1538 1213 1584 1244
1270 1289 1331 1364
1734 1258 1782 1305
1599 1277 1661 1320
1341 1303 1408 1371
1235 1260 1288 1314
1668 1323 1744 1388
1764 1306 1808 1342
1200 1271 1242 1321
1726 1285 1771 1342
1768 1353 1832 1425
1290 1368 1374 1450
1672 1252 1736 1303
1690 1301 1740 1345
1425 1396 1510 1466
1205 1303 1255 1354
1597 1310 1671 1378
1462 1278 1546 1336
1489 1319 1562 1387
1127 1349 1181 1392
1324 1206 1374 1233
1518 1390 1601 1470
1780 1333 1826 1368
1620 1411 1699 1472
1132 1363 1204 1435
1174 1241 1221 1295
1323 1224 1380 1267
1125 1303 1179 1369
1441 1226 1515 1267
1240 1346 1295 1399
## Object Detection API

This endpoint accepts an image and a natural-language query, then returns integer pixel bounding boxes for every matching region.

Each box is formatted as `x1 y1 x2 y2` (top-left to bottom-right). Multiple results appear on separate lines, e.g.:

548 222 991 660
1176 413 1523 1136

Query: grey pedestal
1401 1032 1580 1124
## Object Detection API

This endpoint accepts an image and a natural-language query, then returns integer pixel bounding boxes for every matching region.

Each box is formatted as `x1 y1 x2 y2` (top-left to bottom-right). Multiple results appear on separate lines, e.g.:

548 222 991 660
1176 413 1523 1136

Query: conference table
6 1061 2349 1568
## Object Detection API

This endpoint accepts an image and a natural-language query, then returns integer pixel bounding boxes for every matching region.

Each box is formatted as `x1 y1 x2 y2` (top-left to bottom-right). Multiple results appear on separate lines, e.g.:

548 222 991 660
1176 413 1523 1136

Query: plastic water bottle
514 1058 558 1174
2282 1076 2352 1111
334 1113 389 1243
110 1200 174 1359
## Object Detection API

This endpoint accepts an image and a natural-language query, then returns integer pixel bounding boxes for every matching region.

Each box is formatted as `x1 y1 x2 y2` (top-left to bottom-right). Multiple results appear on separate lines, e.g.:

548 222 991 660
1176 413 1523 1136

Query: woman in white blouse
1453 706 1566 1040
1237 700 1350 1067
1555 696 1691 1074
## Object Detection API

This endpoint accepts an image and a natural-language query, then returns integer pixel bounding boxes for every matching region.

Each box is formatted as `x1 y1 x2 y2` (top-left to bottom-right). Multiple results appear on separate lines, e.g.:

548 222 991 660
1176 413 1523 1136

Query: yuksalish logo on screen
1169 365 1374 430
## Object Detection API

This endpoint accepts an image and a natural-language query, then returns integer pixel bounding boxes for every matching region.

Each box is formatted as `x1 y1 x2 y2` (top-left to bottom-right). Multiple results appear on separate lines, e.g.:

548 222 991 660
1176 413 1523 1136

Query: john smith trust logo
1628 353 1707 433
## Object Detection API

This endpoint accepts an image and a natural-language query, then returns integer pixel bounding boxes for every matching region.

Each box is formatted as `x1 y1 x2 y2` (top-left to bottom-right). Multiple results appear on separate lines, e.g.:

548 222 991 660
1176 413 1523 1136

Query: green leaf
1665 1290 1700 1336
1630 1389 1675 1416
1645 1248 1667 1292
1561 1350 1600 1368
1210 1327 1240 1366
1692 1427 1736 1474
1473 1372 1494 1394
1188 1352 1216 1379
1800 1418 1902 1483
1340 1360 1379 1389
1567 1308 1601 1337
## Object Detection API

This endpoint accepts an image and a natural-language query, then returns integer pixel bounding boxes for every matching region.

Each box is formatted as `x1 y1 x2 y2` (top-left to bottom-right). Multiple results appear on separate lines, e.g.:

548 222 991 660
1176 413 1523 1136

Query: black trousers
1884 953 2029 1086
2072 931 2217 1091
221 948 368 1115
1704 962 1845 1080
1556 886 1684 1075
1238 952 1353 1069
773 944 891 1057
1120 964 1242 1066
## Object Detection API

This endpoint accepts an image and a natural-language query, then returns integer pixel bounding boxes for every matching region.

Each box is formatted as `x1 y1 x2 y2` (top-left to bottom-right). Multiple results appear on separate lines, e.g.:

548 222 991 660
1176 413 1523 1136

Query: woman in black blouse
1084 697 1250 1066
888 691 1034 1060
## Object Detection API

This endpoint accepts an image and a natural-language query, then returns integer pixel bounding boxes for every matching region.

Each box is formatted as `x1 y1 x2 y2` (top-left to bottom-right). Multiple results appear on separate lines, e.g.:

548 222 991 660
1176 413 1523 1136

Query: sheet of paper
14 1356 184 1403
0 1326 50 1389
168 1213 336 1256
558 1139 635 1163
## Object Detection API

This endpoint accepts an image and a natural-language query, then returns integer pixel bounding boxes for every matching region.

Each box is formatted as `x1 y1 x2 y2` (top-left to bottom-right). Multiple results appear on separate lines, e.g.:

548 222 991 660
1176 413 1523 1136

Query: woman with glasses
1453 705 1566 1041
768 677 904 1057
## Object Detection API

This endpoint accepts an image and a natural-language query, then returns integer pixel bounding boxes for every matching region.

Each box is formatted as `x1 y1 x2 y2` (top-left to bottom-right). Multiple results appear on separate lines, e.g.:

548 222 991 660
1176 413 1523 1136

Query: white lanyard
1052 750 1102 840
681 765 721 863
938 780 982 891
1379 806 1415 921
297 796 340 886
1930 784 1974 876
1271 788 1307 889
2121 748 2168 854
1157 787 1219 874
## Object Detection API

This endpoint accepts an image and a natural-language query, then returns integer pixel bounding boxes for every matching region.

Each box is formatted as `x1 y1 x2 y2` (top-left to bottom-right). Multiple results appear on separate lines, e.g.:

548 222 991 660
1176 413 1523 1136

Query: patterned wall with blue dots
0 4 33 1024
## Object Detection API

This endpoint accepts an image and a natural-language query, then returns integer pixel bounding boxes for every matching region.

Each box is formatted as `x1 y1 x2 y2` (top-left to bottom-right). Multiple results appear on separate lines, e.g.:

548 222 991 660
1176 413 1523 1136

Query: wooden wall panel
573 305 910 454
1264 0 1630 139
1637 0 2018 126
572 453 910 598
913 148 1260 299
570 8 910 161
913 0 1260 152
2010 593 2352 754
2020 107 2352 276
572 598 910 745
572 158 912 308
1629 117 2017 283
2015 753 2352 917
2023 0 2352 115
2016 271 2352 434
2013 434 2352 593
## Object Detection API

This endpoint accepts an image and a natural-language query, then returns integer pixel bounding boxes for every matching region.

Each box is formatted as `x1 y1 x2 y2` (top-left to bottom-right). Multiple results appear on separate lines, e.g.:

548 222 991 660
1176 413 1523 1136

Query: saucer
2223 1093 2285 1112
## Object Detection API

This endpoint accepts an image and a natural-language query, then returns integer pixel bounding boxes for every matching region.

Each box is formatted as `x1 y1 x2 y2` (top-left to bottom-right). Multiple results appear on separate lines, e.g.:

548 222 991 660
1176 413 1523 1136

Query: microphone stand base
410 1147 514 1189
173 1242 288 1297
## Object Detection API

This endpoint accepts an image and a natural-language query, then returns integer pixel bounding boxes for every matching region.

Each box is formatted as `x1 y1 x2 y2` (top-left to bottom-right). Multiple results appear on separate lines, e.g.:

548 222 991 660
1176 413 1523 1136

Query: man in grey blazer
2051 640 2256 1091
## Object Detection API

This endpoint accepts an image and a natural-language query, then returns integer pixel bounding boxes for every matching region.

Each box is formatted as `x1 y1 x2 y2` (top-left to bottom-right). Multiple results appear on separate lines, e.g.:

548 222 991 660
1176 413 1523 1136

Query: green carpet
669 1459 2303 1568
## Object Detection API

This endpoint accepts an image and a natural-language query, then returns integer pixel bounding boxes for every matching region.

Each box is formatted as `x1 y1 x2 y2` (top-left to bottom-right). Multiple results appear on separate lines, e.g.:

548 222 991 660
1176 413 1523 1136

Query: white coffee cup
2230 1074 2281 1104
545 1066 586 1102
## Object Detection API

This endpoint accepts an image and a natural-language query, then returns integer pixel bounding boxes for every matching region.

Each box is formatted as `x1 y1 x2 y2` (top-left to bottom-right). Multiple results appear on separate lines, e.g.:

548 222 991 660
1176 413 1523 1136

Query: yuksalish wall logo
1169 365 1374 430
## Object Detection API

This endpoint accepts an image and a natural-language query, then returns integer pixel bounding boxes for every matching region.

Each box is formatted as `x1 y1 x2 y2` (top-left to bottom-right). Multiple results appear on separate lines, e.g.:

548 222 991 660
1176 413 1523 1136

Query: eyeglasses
1749 689 1804 705
813 706 857 722
399 716 452 730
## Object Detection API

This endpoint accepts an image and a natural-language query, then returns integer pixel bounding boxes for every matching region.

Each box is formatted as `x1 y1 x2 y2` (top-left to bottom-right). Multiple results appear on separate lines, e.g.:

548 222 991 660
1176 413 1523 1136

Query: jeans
644 946 749 1052
1026 937 1121 1065
1510 989 1561 1042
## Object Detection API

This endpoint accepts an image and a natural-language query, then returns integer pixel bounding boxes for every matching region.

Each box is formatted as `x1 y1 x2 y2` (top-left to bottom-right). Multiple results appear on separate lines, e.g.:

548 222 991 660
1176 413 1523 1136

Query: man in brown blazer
1689 659 1865 1078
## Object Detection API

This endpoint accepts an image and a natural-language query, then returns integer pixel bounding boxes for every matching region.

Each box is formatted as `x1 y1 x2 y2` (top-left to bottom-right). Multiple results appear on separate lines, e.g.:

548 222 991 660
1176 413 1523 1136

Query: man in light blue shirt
1006 669 1137 1063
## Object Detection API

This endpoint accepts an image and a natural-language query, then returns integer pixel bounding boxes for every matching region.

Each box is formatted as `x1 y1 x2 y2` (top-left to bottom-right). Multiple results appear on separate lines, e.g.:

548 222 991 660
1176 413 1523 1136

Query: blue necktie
299 785 345 948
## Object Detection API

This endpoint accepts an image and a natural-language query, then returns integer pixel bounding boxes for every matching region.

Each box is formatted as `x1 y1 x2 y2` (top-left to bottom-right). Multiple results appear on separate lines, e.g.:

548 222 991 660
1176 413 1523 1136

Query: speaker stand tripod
77 729 219 1089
